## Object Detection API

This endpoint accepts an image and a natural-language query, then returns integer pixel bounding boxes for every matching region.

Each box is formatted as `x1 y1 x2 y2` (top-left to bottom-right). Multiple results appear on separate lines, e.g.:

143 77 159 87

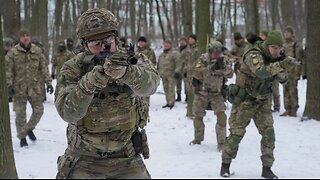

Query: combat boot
220 163 231 177
189 139 201 145
262 166 278 179
280 111 290 116
20 138 28 147
176 93 181 102
27 130 37 141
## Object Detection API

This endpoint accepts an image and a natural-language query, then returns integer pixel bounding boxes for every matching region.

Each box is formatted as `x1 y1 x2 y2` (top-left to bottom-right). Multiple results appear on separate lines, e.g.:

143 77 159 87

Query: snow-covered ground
9 73 320 179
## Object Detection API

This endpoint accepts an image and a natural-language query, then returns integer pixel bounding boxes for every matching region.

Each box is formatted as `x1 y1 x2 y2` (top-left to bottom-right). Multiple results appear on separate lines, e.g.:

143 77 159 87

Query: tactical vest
236 48 274 100
201 57 225 93
68 53 146 157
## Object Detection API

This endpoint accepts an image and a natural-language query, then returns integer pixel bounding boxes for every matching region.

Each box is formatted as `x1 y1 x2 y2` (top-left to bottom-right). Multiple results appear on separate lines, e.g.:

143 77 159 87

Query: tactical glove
51 73 56 80
103 60 127 79
174 72 181 79
47 84 54 94
79 65 110 94
214 57 224 70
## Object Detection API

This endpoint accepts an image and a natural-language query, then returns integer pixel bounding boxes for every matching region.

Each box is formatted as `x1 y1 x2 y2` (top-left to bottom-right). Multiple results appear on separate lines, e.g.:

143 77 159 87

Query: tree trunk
183 0 192 36
244 0 259 34
196 0 210 54
0 0 20 38
269 0 280 30
155 0 165 41
280 0 295 27
161 0 174 41
172 0 179 43
129 0 136 42
0 18 18 179
303 0 320 121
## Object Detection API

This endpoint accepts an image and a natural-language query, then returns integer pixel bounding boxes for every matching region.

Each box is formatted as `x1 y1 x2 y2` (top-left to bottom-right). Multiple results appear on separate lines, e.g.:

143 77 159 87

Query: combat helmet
76 8 119 41
208 41 224 52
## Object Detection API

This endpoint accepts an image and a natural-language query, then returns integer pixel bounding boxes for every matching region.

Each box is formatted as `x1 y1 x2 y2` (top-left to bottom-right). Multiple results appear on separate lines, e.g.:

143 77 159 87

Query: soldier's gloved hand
51 73 56 80
79 65 110 94
174 72 181 79
103 61 127 79
47 84 54 94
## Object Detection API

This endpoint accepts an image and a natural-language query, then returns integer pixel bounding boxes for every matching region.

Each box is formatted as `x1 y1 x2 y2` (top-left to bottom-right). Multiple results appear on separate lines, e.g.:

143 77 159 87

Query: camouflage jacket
236 45 287 100
230 41 250 59
55 49 160 155
135 46 157 67
193 53 233 94
157 48 181 77
6 43 51 97
51 50 74 78
185 43 200 78
283 39 305 80
180 46 192 76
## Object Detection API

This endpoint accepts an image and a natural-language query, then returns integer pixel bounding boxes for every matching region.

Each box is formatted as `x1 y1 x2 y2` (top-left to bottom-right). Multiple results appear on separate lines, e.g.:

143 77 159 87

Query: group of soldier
3 6 307 179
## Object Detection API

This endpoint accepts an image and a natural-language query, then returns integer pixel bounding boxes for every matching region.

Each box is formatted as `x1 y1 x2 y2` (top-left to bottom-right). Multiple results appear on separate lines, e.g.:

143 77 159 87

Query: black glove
192 78 202 87
302 75 307 80
47 84 54 94
174 73 181 79
8 86 14 97
274 49 286 62
214 57 224 70
51 74 56 80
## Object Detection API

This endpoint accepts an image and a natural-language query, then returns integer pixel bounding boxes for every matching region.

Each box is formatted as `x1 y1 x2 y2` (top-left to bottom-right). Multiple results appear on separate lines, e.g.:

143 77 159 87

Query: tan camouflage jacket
283 39 305 80
51 50 74 77
6 43 51 97
157 48 181 78
180 46 192 77
193 53 233 94
185 43 200 78
135 46 157 67
55 49 160 154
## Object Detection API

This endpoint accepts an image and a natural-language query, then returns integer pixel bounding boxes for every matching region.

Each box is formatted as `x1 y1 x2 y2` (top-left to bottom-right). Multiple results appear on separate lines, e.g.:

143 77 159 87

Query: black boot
27 130 37 141
20 138 28 147
176 93 181 102
162 104 169 108
220 163 231 177
262 166 278 179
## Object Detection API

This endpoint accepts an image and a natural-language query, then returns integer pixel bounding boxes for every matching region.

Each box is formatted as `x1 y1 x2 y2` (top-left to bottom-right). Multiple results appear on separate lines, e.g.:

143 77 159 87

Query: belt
73 149 127 159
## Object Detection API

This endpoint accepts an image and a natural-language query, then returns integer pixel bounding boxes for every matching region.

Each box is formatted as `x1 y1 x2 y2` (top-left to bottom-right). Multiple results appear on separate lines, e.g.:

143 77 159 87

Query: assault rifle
109 43 138 66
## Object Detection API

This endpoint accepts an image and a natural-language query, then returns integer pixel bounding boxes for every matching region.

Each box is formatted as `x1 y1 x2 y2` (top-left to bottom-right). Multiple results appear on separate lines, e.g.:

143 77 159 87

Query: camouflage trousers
283 78 299 113
272 80 280 111
56 153 151 179
162 76 176 106
186 76 194 118
175 76 188 96
222 97 275 167
192 92 227 144
14 96 44 139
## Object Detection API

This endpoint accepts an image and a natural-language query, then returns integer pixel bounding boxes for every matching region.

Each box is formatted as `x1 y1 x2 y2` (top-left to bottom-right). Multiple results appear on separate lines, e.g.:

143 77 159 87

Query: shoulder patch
195 63 201 68
252 58 259 65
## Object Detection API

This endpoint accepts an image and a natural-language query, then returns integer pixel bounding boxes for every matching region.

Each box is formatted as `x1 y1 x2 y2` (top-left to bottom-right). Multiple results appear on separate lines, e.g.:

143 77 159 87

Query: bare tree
0 18 18 179
196 0 210 54
155 0 165 40
244 0 259 34
303 0 320 121
0 0 20 38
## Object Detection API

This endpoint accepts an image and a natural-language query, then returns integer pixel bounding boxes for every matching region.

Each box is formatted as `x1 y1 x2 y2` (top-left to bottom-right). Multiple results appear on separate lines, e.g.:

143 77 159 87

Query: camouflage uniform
186 41 200 117
135 45 157 68
51 42 74 98
158 44 181 107
6 43 52 140
180 43 192 100
191 41 233 149
55 8 160 179
281 32 304 116
230 38 249 74
221 31 287 178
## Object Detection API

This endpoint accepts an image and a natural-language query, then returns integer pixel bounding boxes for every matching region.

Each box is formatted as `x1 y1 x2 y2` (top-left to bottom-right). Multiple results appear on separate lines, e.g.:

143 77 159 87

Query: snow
9 72 320 179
